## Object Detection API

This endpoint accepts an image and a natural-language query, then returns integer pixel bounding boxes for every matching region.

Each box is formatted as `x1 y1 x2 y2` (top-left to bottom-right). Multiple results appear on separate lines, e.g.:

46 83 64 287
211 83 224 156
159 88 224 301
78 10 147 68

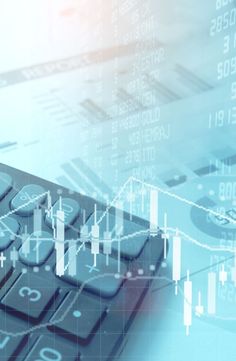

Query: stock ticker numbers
108 0 169 187
209 0 236 129
206 1 236 312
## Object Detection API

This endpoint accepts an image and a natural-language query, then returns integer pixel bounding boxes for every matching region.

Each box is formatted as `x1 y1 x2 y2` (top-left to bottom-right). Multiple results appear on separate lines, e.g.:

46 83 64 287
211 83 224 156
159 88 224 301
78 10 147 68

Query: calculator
0 163 165 361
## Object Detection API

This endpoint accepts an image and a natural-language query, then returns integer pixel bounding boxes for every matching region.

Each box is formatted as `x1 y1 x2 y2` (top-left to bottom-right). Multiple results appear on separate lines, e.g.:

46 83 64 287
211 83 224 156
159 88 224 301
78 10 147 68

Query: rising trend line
1 175 235 238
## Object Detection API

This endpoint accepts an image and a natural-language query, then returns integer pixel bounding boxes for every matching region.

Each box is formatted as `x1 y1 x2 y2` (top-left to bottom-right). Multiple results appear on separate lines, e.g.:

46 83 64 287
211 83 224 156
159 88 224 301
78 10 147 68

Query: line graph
0 173 236 336
1 173 236 244
0 173 235 282
1 218 235 260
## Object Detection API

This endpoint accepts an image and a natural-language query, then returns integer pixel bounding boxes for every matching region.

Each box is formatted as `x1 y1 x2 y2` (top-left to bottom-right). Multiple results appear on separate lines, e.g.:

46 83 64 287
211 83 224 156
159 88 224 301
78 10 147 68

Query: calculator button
0 311 26 361
0 172 12 200
0 262 13 288
45 197 80 229
11 184 46 216
49 291 107 343
19 231 54 266
1 273 59 322
24 335 80 361
0 217 19 251
86 211 148 259
60 247 127 298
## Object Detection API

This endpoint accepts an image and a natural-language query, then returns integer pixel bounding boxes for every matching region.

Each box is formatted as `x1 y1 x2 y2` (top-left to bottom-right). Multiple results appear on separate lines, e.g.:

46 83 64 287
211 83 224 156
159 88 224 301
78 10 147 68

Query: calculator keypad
19 231 54 266
0 217 19 251
0 172 12 200
11 184 46 216
0 311 27 361
0 165 162 361
49 291 107 344
60 247 127 298
45 197 80 229
24 335 80 361
1 273 59 322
